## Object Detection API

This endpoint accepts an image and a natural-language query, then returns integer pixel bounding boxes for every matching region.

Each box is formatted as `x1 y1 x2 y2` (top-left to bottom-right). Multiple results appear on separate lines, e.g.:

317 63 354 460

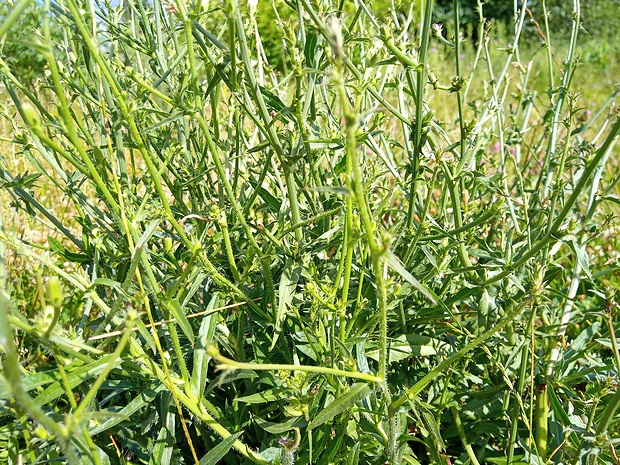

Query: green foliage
0 1 63 88
0 0 619 464
434 0 620 45
532 0 620 41
434 0 513 30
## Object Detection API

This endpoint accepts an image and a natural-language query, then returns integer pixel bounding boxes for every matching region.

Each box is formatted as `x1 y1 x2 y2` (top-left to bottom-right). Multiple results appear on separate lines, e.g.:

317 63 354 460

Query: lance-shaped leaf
270 258 301 350
309 383 372 430
190 294 219 399
199 432 243 465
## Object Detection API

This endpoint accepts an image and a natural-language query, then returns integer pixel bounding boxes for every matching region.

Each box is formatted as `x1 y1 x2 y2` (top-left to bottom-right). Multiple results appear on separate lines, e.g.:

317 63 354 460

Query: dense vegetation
1 0 619 464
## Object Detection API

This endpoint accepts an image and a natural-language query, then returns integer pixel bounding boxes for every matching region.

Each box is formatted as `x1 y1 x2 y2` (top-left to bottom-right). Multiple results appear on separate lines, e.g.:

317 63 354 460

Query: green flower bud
45 277 63 309
34 426 48 440
21 103 41 129
164 237 173 253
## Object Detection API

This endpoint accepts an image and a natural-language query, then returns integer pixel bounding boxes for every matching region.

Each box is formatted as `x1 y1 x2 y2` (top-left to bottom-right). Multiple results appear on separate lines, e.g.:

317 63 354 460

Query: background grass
1 0 620 464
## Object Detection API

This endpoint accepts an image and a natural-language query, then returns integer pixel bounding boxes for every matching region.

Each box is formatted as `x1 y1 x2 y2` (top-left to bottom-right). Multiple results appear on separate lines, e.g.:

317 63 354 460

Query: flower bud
21 103 41 129
45 277 63 309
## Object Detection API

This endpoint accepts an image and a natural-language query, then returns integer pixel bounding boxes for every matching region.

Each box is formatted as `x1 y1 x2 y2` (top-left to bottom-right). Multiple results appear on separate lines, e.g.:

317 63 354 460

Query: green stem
330 22 395 461
406 0 434 230
594 313 620 437
540 0 580 199
451 406 481 465
453 0 465 158
231 1 303 244
535 383 548 462
125 338 269 464
507 305 536 464
442 162 475 276
334 39 385 378
74 319 135 418
210 348 382 384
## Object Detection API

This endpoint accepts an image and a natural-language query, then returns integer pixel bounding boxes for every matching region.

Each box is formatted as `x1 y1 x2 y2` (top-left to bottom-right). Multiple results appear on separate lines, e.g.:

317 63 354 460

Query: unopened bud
164 237 173 253
21 103 41 129
46 277 63 309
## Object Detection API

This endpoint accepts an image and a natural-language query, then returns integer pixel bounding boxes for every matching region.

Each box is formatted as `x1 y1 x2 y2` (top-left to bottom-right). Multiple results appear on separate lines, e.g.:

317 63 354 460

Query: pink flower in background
493 142 515 155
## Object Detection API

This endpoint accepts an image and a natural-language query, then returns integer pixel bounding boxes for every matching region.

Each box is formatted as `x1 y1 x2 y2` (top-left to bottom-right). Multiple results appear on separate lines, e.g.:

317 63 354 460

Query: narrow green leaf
0 369 58 400
199 432 243 465
190 294 219 399
257 186 281 212
254 416 306 434
309 383 371 430
70 433 111 465
547 384 579 449
346 442 360 465
235 388 288 404
412 401 445 451
90 384 164 435
259 85 286 112
134 318 157 354
366 334 447 363
143 113 185 133
270 258 301 350
35 356 121 406
478 288 490 330
566 239 592 279
152 392 174 465
91 278 124 291
306 186 350 196
169 298 194 346
80 411 131 424
48 236 90 263
135 219 162 250
304 31 317 67
193 22 228 51
204 371 257 397
181 271 209 308
565 322 601 360
0 172 41 189
318 428 344 464
385 251 436 304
